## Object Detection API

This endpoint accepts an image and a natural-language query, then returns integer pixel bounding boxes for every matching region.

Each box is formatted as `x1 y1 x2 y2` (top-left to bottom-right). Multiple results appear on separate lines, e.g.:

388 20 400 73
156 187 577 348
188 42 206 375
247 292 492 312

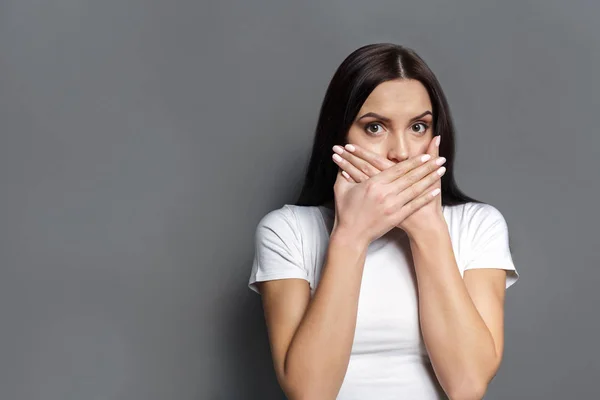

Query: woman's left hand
331 136 445 236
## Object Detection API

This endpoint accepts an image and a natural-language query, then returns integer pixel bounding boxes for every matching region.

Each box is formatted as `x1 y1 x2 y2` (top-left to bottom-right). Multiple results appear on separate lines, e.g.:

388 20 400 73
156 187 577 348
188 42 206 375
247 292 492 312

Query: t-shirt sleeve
248 205 309 295
463 203 520 289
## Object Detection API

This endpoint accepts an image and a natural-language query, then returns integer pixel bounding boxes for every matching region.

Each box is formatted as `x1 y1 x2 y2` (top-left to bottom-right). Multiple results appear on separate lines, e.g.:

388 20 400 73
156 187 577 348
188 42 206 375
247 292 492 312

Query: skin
331 79 509 399
330 78 444 236
256 78 508 400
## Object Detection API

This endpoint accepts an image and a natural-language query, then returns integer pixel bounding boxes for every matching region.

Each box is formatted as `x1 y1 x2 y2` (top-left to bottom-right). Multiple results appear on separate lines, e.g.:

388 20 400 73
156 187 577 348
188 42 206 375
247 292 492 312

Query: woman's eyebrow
356 110 432 122
409 111 433 121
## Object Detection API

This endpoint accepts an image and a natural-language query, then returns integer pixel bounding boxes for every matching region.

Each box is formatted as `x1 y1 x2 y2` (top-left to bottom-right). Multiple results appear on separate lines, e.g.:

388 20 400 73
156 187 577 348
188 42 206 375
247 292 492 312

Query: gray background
0 0 595 399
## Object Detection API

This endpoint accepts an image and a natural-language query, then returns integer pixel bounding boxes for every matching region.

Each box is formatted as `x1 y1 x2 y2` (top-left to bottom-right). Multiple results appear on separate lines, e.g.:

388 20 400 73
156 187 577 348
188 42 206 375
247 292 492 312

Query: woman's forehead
360 79 432 117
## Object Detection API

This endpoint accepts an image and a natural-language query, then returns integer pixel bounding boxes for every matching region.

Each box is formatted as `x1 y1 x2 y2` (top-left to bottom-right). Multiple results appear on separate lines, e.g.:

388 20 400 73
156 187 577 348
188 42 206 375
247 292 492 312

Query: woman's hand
331 135 446 239
331 142 446 246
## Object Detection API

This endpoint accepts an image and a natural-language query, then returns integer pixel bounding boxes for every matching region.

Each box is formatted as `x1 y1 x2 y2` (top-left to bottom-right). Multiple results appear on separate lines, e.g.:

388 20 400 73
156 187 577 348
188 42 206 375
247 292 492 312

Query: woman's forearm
283 228 368 400
408 223 498 400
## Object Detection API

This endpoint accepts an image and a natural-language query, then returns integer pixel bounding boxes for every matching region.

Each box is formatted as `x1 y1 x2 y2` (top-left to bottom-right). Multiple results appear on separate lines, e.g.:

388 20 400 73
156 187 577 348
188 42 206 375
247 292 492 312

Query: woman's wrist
330 226 370 251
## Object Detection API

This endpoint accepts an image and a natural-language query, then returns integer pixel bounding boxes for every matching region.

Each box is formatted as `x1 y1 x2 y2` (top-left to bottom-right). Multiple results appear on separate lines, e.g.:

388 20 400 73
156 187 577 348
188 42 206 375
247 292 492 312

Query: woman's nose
387 136 409 163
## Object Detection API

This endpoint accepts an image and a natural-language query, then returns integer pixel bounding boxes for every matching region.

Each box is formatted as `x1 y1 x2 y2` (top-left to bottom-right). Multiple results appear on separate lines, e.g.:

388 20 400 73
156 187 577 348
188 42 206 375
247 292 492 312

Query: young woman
248 43 519 400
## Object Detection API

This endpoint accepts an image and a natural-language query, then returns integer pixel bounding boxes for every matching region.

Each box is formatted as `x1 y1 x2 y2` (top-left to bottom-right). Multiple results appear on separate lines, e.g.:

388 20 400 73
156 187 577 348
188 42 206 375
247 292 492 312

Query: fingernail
345 144 356 152
421 154 431 162
435 136 441 147
332 145 344 154
332 154 342 162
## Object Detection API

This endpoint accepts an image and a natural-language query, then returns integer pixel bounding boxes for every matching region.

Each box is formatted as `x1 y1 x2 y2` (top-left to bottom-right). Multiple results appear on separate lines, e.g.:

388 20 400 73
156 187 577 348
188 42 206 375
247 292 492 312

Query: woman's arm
258 227 368 400
408 221 506 400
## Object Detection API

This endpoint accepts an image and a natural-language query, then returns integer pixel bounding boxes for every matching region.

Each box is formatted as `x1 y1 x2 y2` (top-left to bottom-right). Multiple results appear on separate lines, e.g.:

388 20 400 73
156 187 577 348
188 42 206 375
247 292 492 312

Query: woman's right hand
331 154 444 247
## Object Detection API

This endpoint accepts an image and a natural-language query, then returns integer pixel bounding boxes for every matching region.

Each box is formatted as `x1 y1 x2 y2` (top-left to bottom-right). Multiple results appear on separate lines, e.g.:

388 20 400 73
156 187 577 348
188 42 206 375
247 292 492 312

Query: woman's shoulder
257 203 295 223
254 204 299 237
444 201 505 222
443 202 511 241
256 204 324 234
258 203 318 221
443 202 512 248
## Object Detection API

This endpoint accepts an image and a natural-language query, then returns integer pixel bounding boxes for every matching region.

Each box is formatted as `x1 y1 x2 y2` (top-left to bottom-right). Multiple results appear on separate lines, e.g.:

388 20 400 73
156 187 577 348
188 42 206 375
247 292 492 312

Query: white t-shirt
248 201 519 399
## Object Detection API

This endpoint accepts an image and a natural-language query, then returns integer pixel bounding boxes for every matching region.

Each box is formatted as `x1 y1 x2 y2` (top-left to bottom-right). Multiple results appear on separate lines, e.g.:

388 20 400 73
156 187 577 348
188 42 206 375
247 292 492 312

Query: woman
248 43 519 399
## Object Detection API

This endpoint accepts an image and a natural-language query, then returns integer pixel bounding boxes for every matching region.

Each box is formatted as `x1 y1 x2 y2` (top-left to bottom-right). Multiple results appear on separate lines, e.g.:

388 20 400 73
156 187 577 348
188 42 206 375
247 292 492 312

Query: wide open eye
411 122 429 134
365 123 384 136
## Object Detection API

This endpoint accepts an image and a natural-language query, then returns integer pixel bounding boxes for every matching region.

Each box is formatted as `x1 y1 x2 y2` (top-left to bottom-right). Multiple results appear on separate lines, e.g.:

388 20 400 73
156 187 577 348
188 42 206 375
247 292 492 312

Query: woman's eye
365 123 384 135
412 122 429 134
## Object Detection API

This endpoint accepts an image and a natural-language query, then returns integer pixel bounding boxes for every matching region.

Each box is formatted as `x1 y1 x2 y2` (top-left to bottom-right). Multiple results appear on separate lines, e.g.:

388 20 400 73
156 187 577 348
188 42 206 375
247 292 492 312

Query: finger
332 151 370 182
343 143 396 171
370 153 432 185
333 145 381 179
334 168 351 192
390 157 446 195
395 161 446 204
394 181 442 221
341 170 356 183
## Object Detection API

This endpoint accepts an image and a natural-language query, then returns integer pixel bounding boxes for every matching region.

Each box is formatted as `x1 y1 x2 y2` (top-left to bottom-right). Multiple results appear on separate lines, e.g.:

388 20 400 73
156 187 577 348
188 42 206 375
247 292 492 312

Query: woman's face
346 78 434 163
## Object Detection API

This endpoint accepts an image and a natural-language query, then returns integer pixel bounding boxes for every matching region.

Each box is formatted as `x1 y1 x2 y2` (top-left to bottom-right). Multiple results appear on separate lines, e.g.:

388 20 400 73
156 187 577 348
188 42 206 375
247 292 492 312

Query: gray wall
0 0 596 399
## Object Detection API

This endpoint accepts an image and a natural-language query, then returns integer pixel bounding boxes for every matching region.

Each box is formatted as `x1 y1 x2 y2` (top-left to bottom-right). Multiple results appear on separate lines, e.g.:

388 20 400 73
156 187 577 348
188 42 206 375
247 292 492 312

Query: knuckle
395 163 407 174
407 186 418 199
383 205 395 216
410 157 424 169
366 182 387 203
383 196 396 215
410 170 422 184
365 180 378 194
374 189 387 203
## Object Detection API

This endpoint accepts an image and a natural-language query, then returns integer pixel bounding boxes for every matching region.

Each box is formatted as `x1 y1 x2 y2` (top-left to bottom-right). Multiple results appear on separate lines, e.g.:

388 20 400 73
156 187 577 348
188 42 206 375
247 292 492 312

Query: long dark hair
295 43 482 208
